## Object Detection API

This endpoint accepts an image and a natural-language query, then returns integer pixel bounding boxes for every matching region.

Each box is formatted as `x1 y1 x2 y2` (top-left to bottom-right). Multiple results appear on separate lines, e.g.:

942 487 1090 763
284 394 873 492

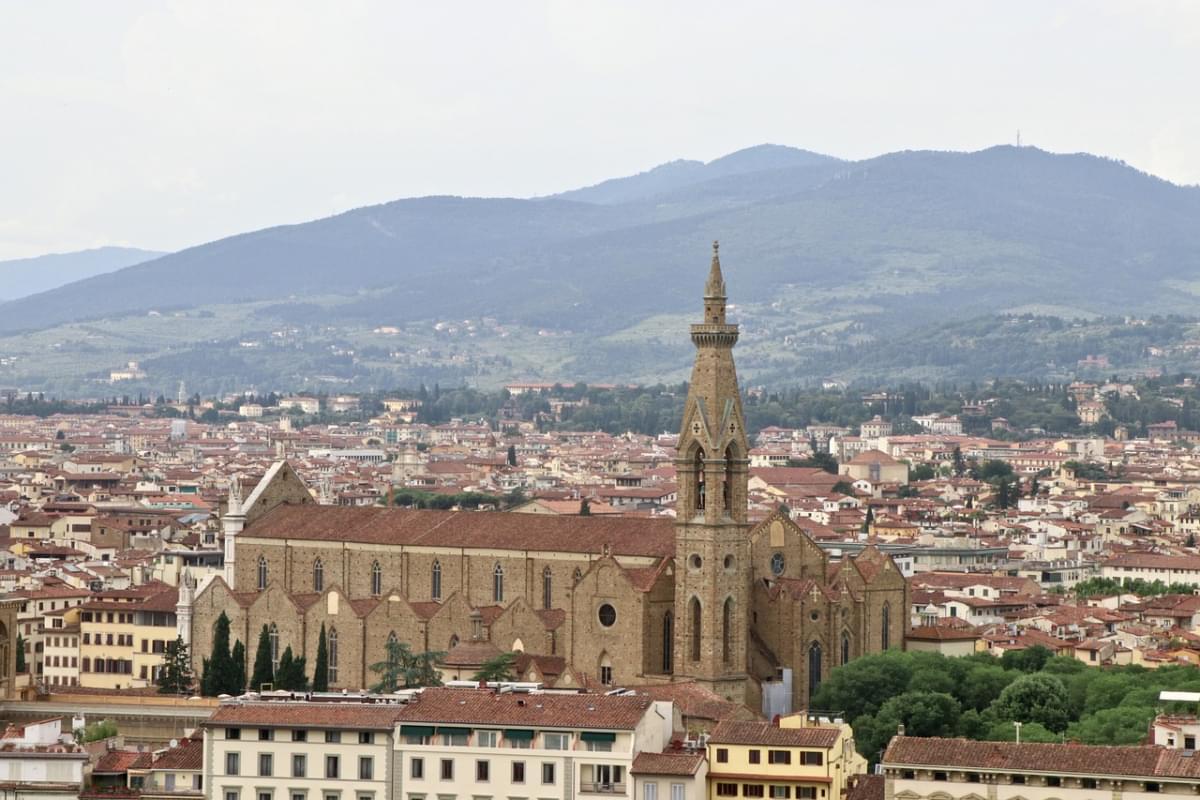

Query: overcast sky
2 1 1198 261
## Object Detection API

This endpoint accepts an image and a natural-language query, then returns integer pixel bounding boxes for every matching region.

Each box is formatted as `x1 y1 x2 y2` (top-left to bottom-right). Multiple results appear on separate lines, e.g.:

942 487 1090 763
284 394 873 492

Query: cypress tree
250 625 274 690
231 640 247 695
312 624 329 692
202 611 240 696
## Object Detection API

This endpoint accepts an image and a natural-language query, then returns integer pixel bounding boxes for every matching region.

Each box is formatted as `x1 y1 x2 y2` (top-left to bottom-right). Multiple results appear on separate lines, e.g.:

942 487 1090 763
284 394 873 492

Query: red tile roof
631 751 706 776
204 702 407 730
394 687 653 730
709 720 840 748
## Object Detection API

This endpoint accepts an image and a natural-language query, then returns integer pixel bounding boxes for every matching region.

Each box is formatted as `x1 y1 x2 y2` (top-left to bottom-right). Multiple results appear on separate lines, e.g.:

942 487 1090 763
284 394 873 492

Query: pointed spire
705 240 726 298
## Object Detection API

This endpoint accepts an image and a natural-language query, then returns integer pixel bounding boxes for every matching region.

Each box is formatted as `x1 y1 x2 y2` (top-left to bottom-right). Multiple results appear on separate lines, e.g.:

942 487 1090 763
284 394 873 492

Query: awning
437 727 472 737
401 725 435 737
580 731 616 743
504 729 536 741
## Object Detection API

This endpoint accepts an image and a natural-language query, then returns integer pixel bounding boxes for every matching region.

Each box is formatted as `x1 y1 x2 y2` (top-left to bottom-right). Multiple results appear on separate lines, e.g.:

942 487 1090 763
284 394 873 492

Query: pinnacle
705 240 726 298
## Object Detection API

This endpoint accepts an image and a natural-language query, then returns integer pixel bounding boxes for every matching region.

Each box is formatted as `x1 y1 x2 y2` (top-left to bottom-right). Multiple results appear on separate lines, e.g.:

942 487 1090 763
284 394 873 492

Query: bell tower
674 241 751 703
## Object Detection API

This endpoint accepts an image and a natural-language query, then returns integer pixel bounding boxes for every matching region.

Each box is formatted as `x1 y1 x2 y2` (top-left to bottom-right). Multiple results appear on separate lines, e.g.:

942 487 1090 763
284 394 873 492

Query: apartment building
202 688 676 800
203 700 404 800
706 714 865 800
881 736 1200 800
393 687 673 800
79 583 177 689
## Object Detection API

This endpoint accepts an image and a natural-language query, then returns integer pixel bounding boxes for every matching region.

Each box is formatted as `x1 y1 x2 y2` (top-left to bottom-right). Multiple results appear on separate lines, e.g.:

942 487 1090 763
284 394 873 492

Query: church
184 243 908 714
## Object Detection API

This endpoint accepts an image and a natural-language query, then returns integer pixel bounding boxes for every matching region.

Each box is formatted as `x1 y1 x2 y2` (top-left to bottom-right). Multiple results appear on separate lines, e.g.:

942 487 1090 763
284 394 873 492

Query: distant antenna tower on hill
177 380 186 404
1016 129 1022 148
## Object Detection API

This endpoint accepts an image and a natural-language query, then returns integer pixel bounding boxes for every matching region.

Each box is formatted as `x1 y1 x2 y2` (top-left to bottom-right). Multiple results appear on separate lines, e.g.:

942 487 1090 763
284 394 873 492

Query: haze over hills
3 143 1200 395
0 246 163 302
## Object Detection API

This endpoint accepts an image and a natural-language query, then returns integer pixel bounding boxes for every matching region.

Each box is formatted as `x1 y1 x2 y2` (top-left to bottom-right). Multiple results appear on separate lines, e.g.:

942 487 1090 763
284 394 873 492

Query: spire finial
705 240 726 299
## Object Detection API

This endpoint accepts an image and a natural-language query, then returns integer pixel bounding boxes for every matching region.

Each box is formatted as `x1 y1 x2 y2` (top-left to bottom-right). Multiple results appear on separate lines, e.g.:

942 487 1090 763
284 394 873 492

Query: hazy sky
2 1 1198 261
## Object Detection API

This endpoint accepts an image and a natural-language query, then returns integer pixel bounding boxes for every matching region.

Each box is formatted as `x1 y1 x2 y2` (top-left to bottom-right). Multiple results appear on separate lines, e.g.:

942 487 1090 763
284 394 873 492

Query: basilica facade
186 244 908 713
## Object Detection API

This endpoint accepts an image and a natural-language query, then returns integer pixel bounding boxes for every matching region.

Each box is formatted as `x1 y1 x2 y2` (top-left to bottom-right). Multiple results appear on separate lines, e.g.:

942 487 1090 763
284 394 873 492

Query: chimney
897 723 906 736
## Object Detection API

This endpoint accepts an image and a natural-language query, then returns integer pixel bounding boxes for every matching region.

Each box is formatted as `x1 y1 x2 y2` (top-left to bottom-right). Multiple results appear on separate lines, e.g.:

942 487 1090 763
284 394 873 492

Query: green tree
250 625 274 691
996 479 1012 509
77 719 118 743
1000 645 1052 673
15 634 25 673
506 444 518 467
473 652 517 683
201 612 240 696
369 638 412 693
274 646 308 692
909 464 935 481
157 636 194 695
833 480 856 496
952 446 966 476
231 640 247 695
991 673 1071 732
313 624 330 692
1067 705 1155 744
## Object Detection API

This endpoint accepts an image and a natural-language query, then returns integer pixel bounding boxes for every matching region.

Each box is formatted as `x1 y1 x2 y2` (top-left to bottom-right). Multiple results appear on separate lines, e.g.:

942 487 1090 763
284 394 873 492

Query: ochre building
186 243 909 713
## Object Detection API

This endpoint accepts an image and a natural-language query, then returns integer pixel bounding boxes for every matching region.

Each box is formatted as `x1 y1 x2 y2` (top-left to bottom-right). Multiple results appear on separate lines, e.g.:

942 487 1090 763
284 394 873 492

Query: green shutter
580 731 617 743
437 727 472 737
400 725 435 737
503 729 535 741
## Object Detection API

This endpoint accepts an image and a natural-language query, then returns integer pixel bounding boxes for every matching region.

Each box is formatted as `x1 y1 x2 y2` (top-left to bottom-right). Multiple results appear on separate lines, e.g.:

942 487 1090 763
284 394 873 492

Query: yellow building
706 713 866 800
80 584 177 690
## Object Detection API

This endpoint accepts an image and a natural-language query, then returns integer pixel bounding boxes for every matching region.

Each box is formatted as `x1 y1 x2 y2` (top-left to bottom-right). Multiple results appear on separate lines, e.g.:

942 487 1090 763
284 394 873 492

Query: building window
672 784 685 800
269 624 280 672
1146 783 1160 793
800 752 822 766
325 730 341 743
543 566 553 609
716 785 738 798
748 750 760 764
645 783 657 800
259 793 271 800
808 641 822 699
327 627 339 685
476 760 489 781
259 753 273 776
478 730 500 748
226 728 241 740
293 754 307 777
1082 779 1098 789
690 597 702 662
716 749 729 764
543 732 568 750
313 559 324 592
259 728 272 741
743 786 765 798
493 563 504 603
440 759 453 780
797 789 817 800
411 758 424 779
598 603 617 627
722 597 734 664
599 653 613 686
933 772 947 782
662 611 674 673
432 560 442 600
542 763 556 784
768 751 791 765
574 567 583 584
225 752 240 775
881 603 890 650
371 561 383 596
225 792 239 800
359 757 373 780
359 731 374 745
1011 776 1025 785
512 762 526 783
258 556 268 590
326 755 340 779
770 788 789 799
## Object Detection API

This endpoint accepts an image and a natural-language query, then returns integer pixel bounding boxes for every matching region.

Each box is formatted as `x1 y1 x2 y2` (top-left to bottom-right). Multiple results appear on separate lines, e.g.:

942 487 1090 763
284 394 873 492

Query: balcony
580 782 626 794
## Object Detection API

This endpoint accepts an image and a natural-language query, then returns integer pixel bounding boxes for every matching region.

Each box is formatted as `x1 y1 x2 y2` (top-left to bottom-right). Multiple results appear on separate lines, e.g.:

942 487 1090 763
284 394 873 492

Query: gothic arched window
599 652 613 686
573 567 583 585
662 611 674 673
431 560 442 600
386 631 399 667
493 563 504 603
327 627 339 685
312 559 324 592
881 603 891 650
841 631 850 666
371 561 382 596
257 556 268 590
808 640 823 699
690 597 702 662
722 597 734 665
269 623 279 671
694 448 706 510
724 444 736 511
542 566 553 609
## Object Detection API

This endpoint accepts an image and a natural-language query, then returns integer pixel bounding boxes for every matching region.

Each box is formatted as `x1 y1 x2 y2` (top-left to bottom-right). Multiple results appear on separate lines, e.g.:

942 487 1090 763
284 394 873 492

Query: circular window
724 554 735 571
770 552 785 576
810 611 820 622
689 554 703 570
598 604 617 627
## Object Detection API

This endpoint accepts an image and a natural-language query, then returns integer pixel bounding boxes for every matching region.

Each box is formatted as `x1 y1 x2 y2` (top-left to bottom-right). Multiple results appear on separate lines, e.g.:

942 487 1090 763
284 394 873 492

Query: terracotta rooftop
205 702 408 730
240 505 674 558
631 751 706 776
709 720 841 748
884 736 1200 779
394 687 653 730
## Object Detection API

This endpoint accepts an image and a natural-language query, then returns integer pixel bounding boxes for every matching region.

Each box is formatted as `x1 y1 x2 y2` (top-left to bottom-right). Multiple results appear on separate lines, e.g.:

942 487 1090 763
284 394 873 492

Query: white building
0 717 88 800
